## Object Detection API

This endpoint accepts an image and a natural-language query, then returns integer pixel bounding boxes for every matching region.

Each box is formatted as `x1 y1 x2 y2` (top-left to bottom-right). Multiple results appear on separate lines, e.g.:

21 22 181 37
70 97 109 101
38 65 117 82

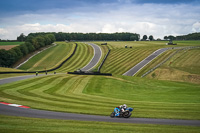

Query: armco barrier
98 49 111 72
68 71 112 76
0 43 78 74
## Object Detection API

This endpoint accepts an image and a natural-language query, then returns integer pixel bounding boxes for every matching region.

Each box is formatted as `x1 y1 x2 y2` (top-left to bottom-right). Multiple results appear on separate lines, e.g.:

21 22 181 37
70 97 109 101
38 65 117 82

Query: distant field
0 42 24 50
0 45 18 50
0 42 23 46
0 74 199 120
94 40 200 49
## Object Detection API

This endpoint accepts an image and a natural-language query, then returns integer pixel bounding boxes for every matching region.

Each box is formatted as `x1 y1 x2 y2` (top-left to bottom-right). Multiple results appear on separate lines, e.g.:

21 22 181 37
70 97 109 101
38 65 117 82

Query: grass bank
18 42 75 71
146 48 200 84
0 115 199 133
0 74 199 120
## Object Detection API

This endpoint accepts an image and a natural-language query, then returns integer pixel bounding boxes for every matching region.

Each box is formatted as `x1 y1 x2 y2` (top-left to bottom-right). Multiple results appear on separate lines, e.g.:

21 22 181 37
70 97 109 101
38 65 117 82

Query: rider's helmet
123 104 127 108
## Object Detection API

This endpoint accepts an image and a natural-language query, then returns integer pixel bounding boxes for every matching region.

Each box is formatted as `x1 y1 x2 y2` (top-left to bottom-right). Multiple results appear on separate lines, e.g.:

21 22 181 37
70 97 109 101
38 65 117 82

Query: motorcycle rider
114 104 128 116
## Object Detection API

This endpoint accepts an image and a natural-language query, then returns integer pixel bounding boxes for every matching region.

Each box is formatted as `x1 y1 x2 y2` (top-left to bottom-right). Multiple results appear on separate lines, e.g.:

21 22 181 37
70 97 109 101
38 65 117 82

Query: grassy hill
18 42 75 71
96 41 200 82
146 48 200 84
17 42 94 73
56 42 93 72
0 74 199 120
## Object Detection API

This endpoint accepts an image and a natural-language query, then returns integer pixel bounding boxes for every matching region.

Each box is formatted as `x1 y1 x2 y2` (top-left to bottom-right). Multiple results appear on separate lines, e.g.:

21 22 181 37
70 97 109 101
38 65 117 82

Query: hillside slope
146 48 200 84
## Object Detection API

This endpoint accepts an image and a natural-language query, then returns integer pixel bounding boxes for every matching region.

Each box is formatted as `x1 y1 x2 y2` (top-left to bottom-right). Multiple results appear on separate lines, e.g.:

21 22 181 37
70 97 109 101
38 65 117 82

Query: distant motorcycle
110 107 133 118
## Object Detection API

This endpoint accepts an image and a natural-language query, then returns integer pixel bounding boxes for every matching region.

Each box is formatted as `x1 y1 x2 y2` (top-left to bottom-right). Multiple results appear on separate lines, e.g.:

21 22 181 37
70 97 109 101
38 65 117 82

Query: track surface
81 43 102 71
0 104 199 126
0 75 37 85
123 48 170 76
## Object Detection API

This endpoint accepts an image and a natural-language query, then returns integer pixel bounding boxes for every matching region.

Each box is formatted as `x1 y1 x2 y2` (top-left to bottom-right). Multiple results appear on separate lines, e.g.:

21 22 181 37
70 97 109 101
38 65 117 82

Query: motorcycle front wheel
123 111 132 118
110 112 115 118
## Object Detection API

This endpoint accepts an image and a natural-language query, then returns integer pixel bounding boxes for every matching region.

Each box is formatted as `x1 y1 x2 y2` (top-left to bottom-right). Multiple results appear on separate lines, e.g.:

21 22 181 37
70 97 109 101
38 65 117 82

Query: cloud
192 22 200 32
0 2 200 40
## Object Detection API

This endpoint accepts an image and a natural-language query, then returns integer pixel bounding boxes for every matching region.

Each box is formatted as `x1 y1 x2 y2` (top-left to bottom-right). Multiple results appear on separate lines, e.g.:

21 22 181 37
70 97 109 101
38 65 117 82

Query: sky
0 0 200 40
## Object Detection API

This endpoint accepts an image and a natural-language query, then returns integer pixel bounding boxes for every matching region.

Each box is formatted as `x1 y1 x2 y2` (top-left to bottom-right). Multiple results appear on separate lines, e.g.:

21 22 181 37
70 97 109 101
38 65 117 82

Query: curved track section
0 104 199 126
81 43 102 71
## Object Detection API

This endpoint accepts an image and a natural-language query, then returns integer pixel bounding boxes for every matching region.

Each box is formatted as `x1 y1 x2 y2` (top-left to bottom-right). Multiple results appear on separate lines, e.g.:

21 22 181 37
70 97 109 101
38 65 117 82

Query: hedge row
0 34 55 67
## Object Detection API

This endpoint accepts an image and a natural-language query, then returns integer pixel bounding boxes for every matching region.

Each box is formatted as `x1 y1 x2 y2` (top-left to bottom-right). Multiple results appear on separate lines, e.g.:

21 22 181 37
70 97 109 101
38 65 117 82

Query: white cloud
192 22 200 32
0 2 200 40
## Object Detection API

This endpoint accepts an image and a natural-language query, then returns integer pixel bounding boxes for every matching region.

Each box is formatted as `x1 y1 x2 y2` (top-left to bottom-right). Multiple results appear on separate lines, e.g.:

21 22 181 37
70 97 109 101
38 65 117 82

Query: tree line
25 32 140 41
0 34 55 67
164 32 200 40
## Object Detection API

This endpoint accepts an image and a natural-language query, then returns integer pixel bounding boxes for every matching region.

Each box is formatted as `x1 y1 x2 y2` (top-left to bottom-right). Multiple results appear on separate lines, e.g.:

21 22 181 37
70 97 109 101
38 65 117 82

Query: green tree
26 35 34 44
168 35 175 41
36 36 45 47
149 35 154 41
12 47 23 60
19 44 29 56
32 38 40 49
142 35 147 40
47 34 56 43
164 36 168 40
17 33 26 42
44 35 51 45
25 42 35 52
0 49 7 67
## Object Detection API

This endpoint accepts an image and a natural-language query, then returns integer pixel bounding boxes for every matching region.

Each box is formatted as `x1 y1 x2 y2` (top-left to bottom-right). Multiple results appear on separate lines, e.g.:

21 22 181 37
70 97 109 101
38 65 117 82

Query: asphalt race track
0 104 199 126
0 75 37 85
123 48 170 76
81 43 102 71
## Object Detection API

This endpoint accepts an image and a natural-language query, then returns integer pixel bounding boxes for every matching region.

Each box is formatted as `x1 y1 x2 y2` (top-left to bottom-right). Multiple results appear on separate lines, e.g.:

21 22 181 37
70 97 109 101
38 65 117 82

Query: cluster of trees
142 35 154 41
0 34 55 67
17 33 26 42
164 32 200 40
28 32 140 41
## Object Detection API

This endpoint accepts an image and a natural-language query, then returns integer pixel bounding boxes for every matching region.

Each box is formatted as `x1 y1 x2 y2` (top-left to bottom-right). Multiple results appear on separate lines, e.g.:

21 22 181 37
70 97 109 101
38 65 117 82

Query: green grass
0 115 200 133
142 48 200 84
99 41 200 49
56 42 94 72
167 48 200 74
96 41 200 77
0 42 24 46
18 42 75 71
0 74 199 120
0 67 23 72
100 47 157 75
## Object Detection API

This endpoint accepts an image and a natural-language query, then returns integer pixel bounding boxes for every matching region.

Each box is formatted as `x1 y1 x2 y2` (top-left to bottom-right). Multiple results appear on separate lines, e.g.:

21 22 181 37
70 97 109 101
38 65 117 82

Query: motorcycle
110 107 133 118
